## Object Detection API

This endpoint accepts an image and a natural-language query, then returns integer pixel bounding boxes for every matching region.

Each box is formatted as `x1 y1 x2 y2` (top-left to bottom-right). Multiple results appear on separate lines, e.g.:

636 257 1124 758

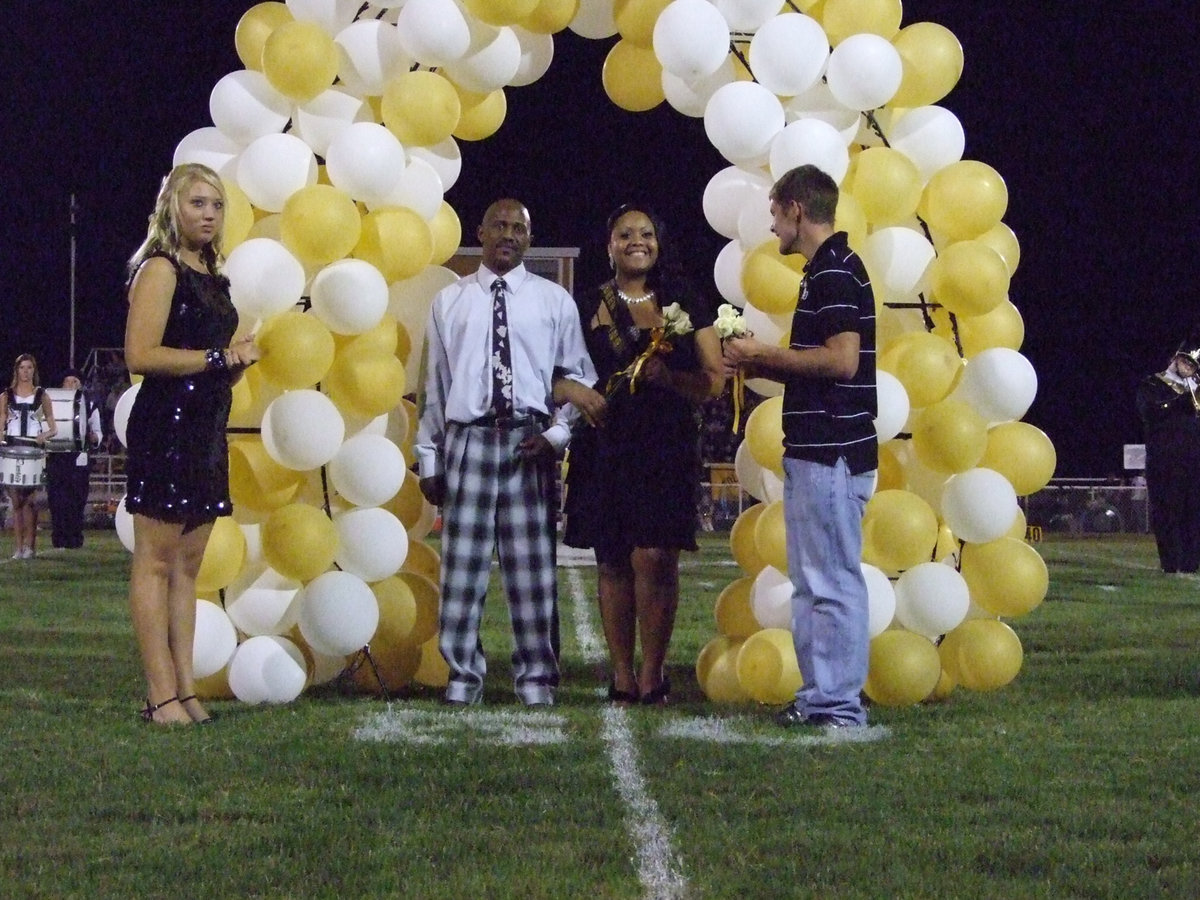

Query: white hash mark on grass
659 716 891 746
354 708 568 747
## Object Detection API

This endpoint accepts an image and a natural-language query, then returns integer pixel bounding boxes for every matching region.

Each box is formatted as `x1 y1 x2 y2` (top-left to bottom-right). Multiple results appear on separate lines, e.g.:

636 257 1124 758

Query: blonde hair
127 163 226 278
9 353 40 391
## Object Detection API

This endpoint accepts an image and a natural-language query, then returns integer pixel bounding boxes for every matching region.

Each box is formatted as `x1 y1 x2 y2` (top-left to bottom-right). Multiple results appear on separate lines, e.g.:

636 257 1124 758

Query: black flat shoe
640 678 670 706
179 694 215 724
140 696 181 724
607 681 640 703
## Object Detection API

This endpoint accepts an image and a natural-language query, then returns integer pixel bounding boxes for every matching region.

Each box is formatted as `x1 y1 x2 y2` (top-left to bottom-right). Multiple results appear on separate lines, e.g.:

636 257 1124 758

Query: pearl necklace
617 287 655 306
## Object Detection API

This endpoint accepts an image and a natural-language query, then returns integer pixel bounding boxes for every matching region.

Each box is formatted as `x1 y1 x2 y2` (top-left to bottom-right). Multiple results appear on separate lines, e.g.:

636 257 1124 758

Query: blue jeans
782 457 874 724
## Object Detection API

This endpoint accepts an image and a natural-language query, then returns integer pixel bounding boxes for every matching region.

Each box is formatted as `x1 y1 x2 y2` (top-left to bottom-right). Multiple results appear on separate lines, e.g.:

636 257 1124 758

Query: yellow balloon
960 537 1048 618
934 522 959 562
256 310 336 389
385 470 428 531
354 207 434 282
279 184 361 267
843 147 922 227
911 399 987 474
351 641 420 695
193 666 235 701
753 500 789 573
262 503 338 582
878 330 962 408
698 637 750 702
877 440 905 491
938 619 1022 691
822 0 902 44
835 192 868 252
228 440 303 512
414 632 450 687
890 22 964 108
195 517 247 593
602 40 665 112
920 160 1008 243
614 0 672 47
730 503 768 576
261 20 338 102
325 350 407 419
980 422 1056 496
741 242 806 315
864 629 941 706
519 0 580 34
234 2 293 72
714 576 760 638
402 538 441 582
745 395 785 476
397 571 441 646
736 628 801 705
221 180 254 253
429 201 463 266
352 576 421 694
1007 506 1028 540
335 316 399 358
975 221 1021 276
861 489 939 572
453 86 508 141
932 299 1025 358
382 71 461 148
929 241 1010 319
462 0 539 24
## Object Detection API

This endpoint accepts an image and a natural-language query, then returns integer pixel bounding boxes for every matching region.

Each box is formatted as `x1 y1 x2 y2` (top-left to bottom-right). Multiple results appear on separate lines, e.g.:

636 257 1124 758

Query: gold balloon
280 184 361 267
932 299 1025 358
938 619 1023 691
910 399 987 474
453 86 508 141
602 40 665 112
864 629 941 707
228 440 303 512
234 2 293 72
352 576 421 694
920 160 1008 243
753 500 789 573
835 192 868 252
402 538 442 583
614 0 672 46
397 571 441 646
261 20 338 102
878 330 962 409
429 201 463 266
714 576 760 639
877 440 905 491
960 538 1048 618
698 636 750 702
221 180 254 253
861 489 939 572
324 350 407 419
256 310 336 389
822 0 902 44
385 470 430 532
890 22 964 107
462 0 539 25
262 503 338 582
413 633 450 687
980 422 1056 496
741 242 806 316
195 517 247 593
730 503 768 576
843 147 922 227
519 0 580 33
745 395 785 476
929 240 1011 319
354 207 434 283
736 628 801 705
382 71 461 148
975 221 1021 276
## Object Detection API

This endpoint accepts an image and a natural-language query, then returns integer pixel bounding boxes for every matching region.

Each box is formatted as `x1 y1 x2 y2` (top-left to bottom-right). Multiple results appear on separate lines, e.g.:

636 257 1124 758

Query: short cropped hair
769 165 839 225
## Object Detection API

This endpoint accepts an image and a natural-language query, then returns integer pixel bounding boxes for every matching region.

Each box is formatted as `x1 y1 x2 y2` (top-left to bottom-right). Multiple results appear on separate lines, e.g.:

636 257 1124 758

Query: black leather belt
462 413 548 430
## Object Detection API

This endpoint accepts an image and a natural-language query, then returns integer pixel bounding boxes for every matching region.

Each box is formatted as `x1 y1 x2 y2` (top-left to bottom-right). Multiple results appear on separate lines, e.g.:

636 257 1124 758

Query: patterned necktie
490 277 514 417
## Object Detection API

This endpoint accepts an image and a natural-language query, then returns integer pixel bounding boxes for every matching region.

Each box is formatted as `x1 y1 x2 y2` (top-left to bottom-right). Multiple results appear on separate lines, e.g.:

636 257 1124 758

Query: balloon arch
113 0 1053 707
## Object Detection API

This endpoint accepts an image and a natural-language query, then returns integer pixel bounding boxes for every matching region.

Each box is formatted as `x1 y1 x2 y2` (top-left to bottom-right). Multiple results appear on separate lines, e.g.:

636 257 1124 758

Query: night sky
5 2 1195 477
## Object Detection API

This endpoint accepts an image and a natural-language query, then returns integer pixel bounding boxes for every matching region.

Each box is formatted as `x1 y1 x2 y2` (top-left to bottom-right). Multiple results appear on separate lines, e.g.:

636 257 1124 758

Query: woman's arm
644 325 726 403
40 391 57 440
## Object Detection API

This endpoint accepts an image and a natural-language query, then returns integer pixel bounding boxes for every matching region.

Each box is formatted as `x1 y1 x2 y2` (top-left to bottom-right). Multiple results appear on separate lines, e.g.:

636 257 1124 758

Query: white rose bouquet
605 302 695 397
713 304 751 432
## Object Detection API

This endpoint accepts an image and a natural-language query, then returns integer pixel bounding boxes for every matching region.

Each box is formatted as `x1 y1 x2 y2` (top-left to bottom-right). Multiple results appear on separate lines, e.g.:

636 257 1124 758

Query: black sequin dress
125 253 237 528
563 282 716 559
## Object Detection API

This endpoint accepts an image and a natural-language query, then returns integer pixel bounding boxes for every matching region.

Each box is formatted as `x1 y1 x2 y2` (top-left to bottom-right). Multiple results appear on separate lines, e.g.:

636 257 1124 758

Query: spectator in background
1 353 57 559
46 370 103 549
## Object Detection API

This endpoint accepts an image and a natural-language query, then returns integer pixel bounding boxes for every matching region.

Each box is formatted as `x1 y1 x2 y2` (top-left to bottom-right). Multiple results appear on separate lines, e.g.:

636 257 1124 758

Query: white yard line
567 568 689 900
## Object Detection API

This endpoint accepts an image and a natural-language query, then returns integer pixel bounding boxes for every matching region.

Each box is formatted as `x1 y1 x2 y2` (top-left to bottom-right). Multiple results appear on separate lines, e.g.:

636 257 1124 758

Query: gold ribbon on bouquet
605 327 675 397
730 366 745 433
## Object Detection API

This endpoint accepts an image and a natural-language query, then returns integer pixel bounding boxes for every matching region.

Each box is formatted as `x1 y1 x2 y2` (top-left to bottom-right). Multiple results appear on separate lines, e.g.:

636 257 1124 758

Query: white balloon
941 467 1019 544
408 138 462 193
874 370 910 442
333 507 409 581
888 106 966 182
334 18 411 96
653 0 731 81
733 440 781 502
329 433 407 507
768 117 850 184
240 522 264 568
226 568 303 637
225 238 307 320
783 81 860 144
860 226 936 302
951 349 1038 424
194 599 239 679
396 0 471 66
704 166 772 240
861 563 896 637
713 0 787 31
389 265 460 387
310 259 389 335
378 157 444 220
751 565 793 629
740 302 790 346
713 239 749 307
568 0 618 39
510 26 555 88
228 635 308 704
441 23 522 94
113 382 141 448
286 0 362 34
749 13 828 98
115 495 135 552
209 70 291 145
704 81 785 166
894 562 969 638
662 56 737 118
261 390 346 471
736 188 775 248
293 87 373 158
825 33 903 111
299 570 380 655
236 133 318 212
173 127 241 178
325 122 406 208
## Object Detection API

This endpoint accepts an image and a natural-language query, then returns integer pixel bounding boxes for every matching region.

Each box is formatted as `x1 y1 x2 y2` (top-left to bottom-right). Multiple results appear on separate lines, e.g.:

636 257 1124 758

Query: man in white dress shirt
416 198 605 706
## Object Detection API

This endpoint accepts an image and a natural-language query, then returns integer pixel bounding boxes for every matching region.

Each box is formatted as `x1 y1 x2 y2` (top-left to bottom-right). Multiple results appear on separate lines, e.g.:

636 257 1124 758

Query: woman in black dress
564 205 724 703
124 163 258 725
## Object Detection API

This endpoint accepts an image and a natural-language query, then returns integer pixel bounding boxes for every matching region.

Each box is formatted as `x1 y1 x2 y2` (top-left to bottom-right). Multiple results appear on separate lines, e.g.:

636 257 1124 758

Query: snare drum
0 443 47 487
45 387 86 453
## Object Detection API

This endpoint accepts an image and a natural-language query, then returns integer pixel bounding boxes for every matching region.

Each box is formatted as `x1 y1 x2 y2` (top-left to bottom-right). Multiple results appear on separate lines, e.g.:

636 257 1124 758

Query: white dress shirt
415 263 597 479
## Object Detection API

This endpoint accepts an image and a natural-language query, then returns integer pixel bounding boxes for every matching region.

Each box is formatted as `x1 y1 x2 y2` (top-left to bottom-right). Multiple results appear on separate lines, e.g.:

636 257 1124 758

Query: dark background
5 3 1196 476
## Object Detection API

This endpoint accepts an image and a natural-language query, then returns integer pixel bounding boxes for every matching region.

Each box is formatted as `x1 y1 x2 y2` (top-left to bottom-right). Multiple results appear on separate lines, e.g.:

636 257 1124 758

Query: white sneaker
22 548 35 559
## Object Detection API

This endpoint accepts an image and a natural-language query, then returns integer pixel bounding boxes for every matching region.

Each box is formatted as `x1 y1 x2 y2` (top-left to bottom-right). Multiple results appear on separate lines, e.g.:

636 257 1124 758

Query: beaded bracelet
205 348 228 372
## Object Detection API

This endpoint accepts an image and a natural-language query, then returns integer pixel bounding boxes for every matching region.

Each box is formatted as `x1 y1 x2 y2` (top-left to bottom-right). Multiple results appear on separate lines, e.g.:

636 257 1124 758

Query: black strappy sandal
607 680 640 704
140 696 181 724
179 694 215 725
